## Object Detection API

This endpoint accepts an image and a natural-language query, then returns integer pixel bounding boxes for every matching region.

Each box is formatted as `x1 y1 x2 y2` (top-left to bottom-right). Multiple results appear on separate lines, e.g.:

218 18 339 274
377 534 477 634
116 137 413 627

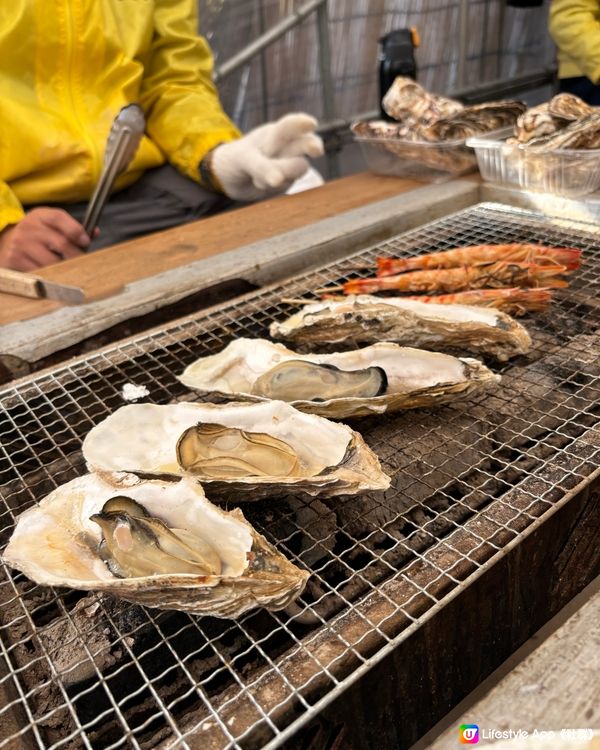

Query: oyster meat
252 359 387 402
178 338 499 418
83 401 390 498
2 473 308 618
270 295 531 362
176 422 306 479
92 495 222 577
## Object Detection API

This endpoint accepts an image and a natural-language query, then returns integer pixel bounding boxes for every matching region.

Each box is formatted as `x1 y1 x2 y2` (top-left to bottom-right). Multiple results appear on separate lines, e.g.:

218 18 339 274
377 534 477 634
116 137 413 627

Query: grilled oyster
421 100 526 141
178 338 499 418
2 473 308 618
270 296 531 362
83 401 390 498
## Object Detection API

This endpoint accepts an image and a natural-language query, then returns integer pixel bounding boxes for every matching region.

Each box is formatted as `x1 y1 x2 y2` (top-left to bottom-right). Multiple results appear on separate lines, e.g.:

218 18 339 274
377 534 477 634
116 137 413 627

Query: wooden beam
0 179 479 363
0 174 427 327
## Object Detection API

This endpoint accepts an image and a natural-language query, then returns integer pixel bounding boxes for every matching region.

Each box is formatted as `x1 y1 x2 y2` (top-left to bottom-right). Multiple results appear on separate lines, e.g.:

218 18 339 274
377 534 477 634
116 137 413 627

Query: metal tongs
83 104 146 240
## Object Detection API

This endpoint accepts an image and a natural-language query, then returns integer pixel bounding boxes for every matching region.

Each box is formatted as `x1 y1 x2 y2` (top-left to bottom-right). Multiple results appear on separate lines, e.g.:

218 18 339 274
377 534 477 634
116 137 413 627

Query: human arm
549 0 600 83
138 0 241 183
139 1 323 200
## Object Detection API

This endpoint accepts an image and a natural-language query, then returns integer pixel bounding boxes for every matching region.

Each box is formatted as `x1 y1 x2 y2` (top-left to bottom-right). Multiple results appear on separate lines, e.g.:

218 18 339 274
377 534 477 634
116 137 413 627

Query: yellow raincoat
549 0 600 83
0 1 240 233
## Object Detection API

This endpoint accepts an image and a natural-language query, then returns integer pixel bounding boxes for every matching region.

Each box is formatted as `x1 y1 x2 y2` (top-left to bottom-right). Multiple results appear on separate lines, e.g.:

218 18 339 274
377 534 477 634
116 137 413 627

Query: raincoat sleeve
549 0 600 83
139 0 241 184
0 182 26 234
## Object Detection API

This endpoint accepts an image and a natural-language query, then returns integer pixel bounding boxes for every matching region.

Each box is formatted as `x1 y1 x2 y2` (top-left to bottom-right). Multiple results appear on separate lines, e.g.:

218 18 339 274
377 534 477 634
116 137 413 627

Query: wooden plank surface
0 180 480 364
428 580 600 748
0 173 424 327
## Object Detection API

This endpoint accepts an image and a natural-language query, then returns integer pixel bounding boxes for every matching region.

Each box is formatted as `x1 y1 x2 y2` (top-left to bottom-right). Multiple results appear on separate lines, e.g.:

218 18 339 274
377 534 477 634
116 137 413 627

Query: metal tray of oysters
468 93 600 197
352 77 525 180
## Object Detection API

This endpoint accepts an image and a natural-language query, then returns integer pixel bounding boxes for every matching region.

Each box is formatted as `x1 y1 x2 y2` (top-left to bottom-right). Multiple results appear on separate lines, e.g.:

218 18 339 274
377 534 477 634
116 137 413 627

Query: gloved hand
210 113 324 201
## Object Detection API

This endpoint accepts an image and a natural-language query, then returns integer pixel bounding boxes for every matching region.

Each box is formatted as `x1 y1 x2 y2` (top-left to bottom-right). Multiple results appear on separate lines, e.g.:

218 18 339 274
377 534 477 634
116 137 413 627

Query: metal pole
481 0 490 81
257 0 269 124
316 1 339 178
496 0 506 80
214 0 327 83
456 0 469 90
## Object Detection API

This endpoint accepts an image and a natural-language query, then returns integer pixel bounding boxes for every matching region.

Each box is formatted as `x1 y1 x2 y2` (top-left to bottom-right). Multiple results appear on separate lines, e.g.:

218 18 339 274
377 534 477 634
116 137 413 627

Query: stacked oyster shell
352 76 525 173
482 92 600 195
510 93 600 149
377 77 525 140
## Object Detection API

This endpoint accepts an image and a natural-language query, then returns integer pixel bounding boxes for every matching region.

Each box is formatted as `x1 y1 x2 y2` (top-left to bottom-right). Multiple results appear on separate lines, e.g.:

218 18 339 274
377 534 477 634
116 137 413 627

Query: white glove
211 113 324 201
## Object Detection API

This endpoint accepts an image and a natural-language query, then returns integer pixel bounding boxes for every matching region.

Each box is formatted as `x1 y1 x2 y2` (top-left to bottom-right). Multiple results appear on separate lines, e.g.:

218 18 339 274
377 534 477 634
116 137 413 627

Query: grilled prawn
343 261 568 295
405 288 553 315
377 243 582 277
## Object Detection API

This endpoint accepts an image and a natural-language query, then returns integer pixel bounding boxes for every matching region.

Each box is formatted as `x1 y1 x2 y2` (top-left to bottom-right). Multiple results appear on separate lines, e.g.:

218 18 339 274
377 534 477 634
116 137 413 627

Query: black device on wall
378 28 419 119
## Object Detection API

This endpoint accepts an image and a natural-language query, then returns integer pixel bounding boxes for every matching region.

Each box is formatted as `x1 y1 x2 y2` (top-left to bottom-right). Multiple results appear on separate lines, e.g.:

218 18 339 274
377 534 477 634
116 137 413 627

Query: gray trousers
32 164 234 250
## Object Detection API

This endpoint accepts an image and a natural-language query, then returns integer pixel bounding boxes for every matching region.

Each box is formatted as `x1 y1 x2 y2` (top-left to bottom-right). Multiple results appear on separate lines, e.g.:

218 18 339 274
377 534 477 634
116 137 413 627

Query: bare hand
0 208 92 272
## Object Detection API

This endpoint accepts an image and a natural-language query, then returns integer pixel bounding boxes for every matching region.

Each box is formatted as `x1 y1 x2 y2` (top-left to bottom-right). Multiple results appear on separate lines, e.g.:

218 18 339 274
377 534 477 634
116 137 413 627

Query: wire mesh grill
1 203 599 749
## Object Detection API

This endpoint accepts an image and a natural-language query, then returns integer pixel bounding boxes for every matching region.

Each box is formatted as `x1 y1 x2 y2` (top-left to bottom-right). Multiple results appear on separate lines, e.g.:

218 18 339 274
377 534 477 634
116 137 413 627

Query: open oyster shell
178 338 500 419
2 473 308 618
269 295 531 362
82 401 390 498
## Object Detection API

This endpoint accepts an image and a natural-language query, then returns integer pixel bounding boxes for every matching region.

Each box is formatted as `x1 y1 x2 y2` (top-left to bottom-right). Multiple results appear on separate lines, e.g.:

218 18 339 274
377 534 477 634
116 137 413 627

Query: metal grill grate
1 203 599 749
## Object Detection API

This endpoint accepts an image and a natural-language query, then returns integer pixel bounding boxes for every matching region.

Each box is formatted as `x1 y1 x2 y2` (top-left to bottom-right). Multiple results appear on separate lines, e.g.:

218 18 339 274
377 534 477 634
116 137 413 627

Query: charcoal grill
0 202 599 750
